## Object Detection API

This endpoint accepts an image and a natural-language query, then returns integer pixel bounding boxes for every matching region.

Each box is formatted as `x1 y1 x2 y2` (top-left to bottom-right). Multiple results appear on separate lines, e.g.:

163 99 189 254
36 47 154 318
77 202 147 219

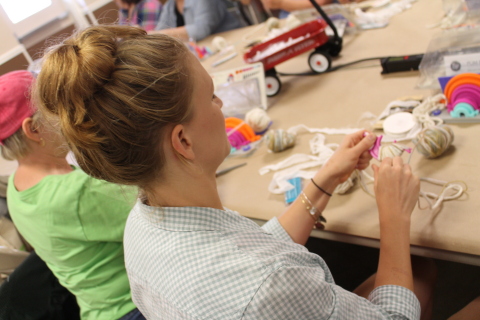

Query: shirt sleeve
242 266 421 320
155 0 176 30
118 8 129 25
184 0 228 41
261 217 293 243
77 177 138 242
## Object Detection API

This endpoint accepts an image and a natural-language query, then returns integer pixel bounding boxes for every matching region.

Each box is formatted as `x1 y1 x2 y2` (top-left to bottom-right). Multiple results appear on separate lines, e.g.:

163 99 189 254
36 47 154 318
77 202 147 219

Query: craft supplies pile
252 91 465 213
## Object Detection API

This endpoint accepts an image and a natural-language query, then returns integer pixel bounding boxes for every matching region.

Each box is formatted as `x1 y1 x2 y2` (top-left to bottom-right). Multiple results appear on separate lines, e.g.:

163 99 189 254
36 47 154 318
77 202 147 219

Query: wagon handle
308 0 342 47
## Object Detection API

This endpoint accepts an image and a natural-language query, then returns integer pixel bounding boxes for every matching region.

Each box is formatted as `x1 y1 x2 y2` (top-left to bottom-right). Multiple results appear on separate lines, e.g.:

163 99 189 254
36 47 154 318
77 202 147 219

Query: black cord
276 56 389 77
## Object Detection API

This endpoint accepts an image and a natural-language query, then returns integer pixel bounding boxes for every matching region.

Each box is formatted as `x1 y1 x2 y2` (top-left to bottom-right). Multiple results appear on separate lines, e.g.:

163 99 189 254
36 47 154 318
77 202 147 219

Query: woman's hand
372 156 420 224
320 130 376 184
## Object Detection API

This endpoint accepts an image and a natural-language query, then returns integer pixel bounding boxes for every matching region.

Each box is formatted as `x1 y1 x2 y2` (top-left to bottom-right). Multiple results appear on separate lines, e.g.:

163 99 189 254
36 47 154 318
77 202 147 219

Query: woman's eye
212 94 217 100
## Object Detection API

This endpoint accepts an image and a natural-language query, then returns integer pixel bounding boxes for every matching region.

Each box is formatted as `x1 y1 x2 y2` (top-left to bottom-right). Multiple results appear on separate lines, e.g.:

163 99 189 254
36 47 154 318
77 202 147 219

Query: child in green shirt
0 70 144 320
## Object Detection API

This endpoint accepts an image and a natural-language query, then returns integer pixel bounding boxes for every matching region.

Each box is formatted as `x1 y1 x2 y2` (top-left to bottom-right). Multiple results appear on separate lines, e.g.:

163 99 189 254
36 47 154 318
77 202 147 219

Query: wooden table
201 0 480 266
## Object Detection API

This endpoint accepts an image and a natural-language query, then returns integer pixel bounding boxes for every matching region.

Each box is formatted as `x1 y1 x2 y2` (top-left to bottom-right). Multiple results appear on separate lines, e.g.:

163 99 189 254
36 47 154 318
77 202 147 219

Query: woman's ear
171 124 195 161
21 118 41 143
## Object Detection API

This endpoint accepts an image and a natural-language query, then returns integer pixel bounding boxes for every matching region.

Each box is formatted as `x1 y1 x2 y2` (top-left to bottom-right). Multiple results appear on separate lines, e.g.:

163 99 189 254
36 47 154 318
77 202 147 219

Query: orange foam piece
445 73 480 99
225 117 260 142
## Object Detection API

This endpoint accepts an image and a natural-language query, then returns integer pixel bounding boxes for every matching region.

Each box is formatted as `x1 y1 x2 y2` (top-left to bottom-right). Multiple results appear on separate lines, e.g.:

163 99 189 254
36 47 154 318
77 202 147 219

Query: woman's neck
147 166 223 210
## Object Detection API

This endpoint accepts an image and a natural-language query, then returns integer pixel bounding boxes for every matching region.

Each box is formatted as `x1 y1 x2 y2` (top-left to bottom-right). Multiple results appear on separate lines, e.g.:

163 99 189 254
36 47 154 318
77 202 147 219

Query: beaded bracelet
310 178 332 197
300 191 327 229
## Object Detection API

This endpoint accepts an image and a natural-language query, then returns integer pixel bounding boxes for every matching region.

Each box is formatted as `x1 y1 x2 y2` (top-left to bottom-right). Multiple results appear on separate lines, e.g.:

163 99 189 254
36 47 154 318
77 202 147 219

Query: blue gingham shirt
124 202 420 319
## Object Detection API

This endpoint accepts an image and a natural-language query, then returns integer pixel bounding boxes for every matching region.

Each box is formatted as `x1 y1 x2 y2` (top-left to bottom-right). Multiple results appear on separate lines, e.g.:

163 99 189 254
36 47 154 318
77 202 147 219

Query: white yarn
356 169 466 211
211 36 228 51
335 171 358 194
412 93 446 128
378 143 411 160
354 0 416 28
245 108 271 133
259 133 359 194
288 124 362 136
266 17 280 31
285 14 303 30
419 178 466 211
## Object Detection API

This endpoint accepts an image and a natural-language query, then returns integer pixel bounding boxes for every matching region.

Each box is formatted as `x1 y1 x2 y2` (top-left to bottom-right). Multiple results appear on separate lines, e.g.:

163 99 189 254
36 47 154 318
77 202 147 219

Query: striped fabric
124 202 420 319
119 0 162 31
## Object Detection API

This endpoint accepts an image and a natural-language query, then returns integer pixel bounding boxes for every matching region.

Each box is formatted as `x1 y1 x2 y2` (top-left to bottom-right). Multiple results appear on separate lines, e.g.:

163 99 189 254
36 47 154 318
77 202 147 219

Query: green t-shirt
8 167 138 320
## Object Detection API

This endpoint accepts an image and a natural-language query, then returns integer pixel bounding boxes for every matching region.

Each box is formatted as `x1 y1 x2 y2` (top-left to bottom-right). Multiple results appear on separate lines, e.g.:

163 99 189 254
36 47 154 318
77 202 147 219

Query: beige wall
0 17 21 57
0 0 118 74
0 1 119 176
0 155 17 177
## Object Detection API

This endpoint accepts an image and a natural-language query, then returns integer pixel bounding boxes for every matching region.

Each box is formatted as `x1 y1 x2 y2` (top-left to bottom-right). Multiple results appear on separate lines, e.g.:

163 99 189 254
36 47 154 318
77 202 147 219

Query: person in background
115 0 163 31
152 0 242 41
261 0 364 18
262 0 363 11
1 70 144 320
36 25 438 320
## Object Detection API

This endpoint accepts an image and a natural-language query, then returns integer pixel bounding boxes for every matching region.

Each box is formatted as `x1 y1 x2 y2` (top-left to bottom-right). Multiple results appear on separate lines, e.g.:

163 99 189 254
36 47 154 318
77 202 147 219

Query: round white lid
383 112 417 136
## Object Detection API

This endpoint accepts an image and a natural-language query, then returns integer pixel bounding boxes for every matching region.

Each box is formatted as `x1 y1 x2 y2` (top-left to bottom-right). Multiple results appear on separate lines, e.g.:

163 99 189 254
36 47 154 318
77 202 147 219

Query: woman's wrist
313 167 341 194
378 210 411 231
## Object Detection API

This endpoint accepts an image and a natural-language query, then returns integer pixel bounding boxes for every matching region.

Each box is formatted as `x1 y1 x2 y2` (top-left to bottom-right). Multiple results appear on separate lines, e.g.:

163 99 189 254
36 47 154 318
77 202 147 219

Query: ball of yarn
266 17 280 31
285 14 302 30
266 129 296 153
413 125 454 159
379 143 410 160
245 108 271 134
211 36 228 51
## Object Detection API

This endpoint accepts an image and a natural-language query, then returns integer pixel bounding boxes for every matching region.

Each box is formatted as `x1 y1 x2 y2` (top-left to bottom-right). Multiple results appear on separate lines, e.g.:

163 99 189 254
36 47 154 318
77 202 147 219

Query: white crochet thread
418 178 467 211
356 170 467 211
412 93 446 128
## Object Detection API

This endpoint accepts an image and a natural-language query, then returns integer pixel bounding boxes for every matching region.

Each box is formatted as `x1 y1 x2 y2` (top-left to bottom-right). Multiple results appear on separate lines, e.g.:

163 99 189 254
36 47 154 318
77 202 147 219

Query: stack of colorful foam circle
225 117 261 149
442 73 480 118
186 41 214 60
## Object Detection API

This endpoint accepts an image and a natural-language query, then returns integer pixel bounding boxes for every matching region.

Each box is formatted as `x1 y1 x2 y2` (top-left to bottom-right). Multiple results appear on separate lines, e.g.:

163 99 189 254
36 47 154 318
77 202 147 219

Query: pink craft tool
369 135 383 160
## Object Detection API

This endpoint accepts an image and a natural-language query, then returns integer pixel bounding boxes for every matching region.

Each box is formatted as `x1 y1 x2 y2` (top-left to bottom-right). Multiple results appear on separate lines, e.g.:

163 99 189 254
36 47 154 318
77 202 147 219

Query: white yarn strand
412 93 446 128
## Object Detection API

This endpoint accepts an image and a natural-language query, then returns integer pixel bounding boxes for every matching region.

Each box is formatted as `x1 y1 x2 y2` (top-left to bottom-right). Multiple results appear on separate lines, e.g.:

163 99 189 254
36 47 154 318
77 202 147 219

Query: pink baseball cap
0 70 35 146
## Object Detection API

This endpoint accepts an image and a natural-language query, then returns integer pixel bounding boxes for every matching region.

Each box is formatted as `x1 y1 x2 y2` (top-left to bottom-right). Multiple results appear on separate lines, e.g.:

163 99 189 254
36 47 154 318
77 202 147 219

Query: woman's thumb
352 133 376 155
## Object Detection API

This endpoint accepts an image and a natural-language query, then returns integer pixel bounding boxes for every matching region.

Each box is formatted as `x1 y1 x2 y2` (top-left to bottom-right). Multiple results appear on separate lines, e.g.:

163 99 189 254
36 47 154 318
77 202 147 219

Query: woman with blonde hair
35 25 436 319
1 70 144 320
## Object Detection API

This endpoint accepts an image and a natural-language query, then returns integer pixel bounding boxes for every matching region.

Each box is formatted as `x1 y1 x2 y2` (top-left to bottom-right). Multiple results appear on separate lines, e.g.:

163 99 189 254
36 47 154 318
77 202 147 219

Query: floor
304 237 480 320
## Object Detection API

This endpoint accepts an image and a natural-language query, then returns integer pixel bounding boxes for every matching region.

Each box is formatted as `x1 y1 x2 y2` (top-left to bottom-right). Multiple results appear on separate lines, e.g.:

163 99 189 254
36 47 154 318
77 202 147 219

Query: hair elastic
310 178 332 197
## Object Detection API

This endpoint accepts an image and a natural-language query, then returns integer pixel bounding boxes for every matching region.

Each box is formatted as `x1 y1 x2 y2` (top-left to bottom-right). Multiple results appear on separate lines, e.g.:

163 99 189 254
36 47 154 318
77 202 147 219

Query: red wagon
244 19 333 97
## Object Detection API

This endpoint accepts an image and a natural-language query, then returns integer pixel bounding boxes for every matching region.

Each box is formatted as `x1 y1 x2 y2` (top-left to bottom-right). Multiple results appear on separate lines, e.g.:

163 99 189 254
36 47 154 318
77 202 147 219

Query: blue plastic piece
431 109 442 116
284 177 302 204
450 102 480 118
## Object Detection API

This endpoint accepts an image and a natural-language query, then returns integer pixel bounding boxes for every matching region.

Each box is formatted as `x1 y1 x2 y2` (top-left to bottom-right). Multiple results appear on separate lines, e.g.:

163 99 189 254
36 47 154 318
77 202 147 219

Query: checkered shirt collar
135 200 266 233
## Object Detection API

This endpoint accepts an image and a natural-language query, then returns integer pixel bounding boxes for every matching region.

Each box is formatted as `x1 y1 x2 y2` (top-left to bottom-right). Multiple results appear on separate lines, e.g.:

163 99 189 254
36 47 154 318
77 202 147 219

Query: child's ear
21 118 41 143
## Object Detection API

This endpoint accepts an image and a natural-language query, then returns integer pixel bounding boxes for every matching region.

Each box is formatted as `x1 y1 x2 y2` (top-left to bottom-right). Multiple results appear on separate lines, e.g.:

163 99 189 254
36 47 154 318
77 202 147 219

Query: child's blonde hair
1 113 43 161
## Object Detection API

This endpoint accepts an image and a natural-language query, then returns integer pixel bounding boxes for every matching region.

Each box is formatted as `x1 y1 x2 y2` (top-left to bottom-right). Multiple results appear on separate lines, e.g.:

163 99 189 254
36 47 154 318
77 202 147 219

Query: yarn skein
211 36 228 51
369 135 412 160
266 129 296 153
245 108 272 134
412 125 454 159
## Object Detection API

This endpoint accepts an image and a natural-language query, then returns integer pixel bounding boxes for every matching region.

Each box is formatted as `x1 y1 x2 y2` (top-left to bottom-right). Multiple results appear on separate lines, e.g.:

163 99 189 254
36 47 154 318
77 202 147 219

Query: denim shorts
118 308 146 320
